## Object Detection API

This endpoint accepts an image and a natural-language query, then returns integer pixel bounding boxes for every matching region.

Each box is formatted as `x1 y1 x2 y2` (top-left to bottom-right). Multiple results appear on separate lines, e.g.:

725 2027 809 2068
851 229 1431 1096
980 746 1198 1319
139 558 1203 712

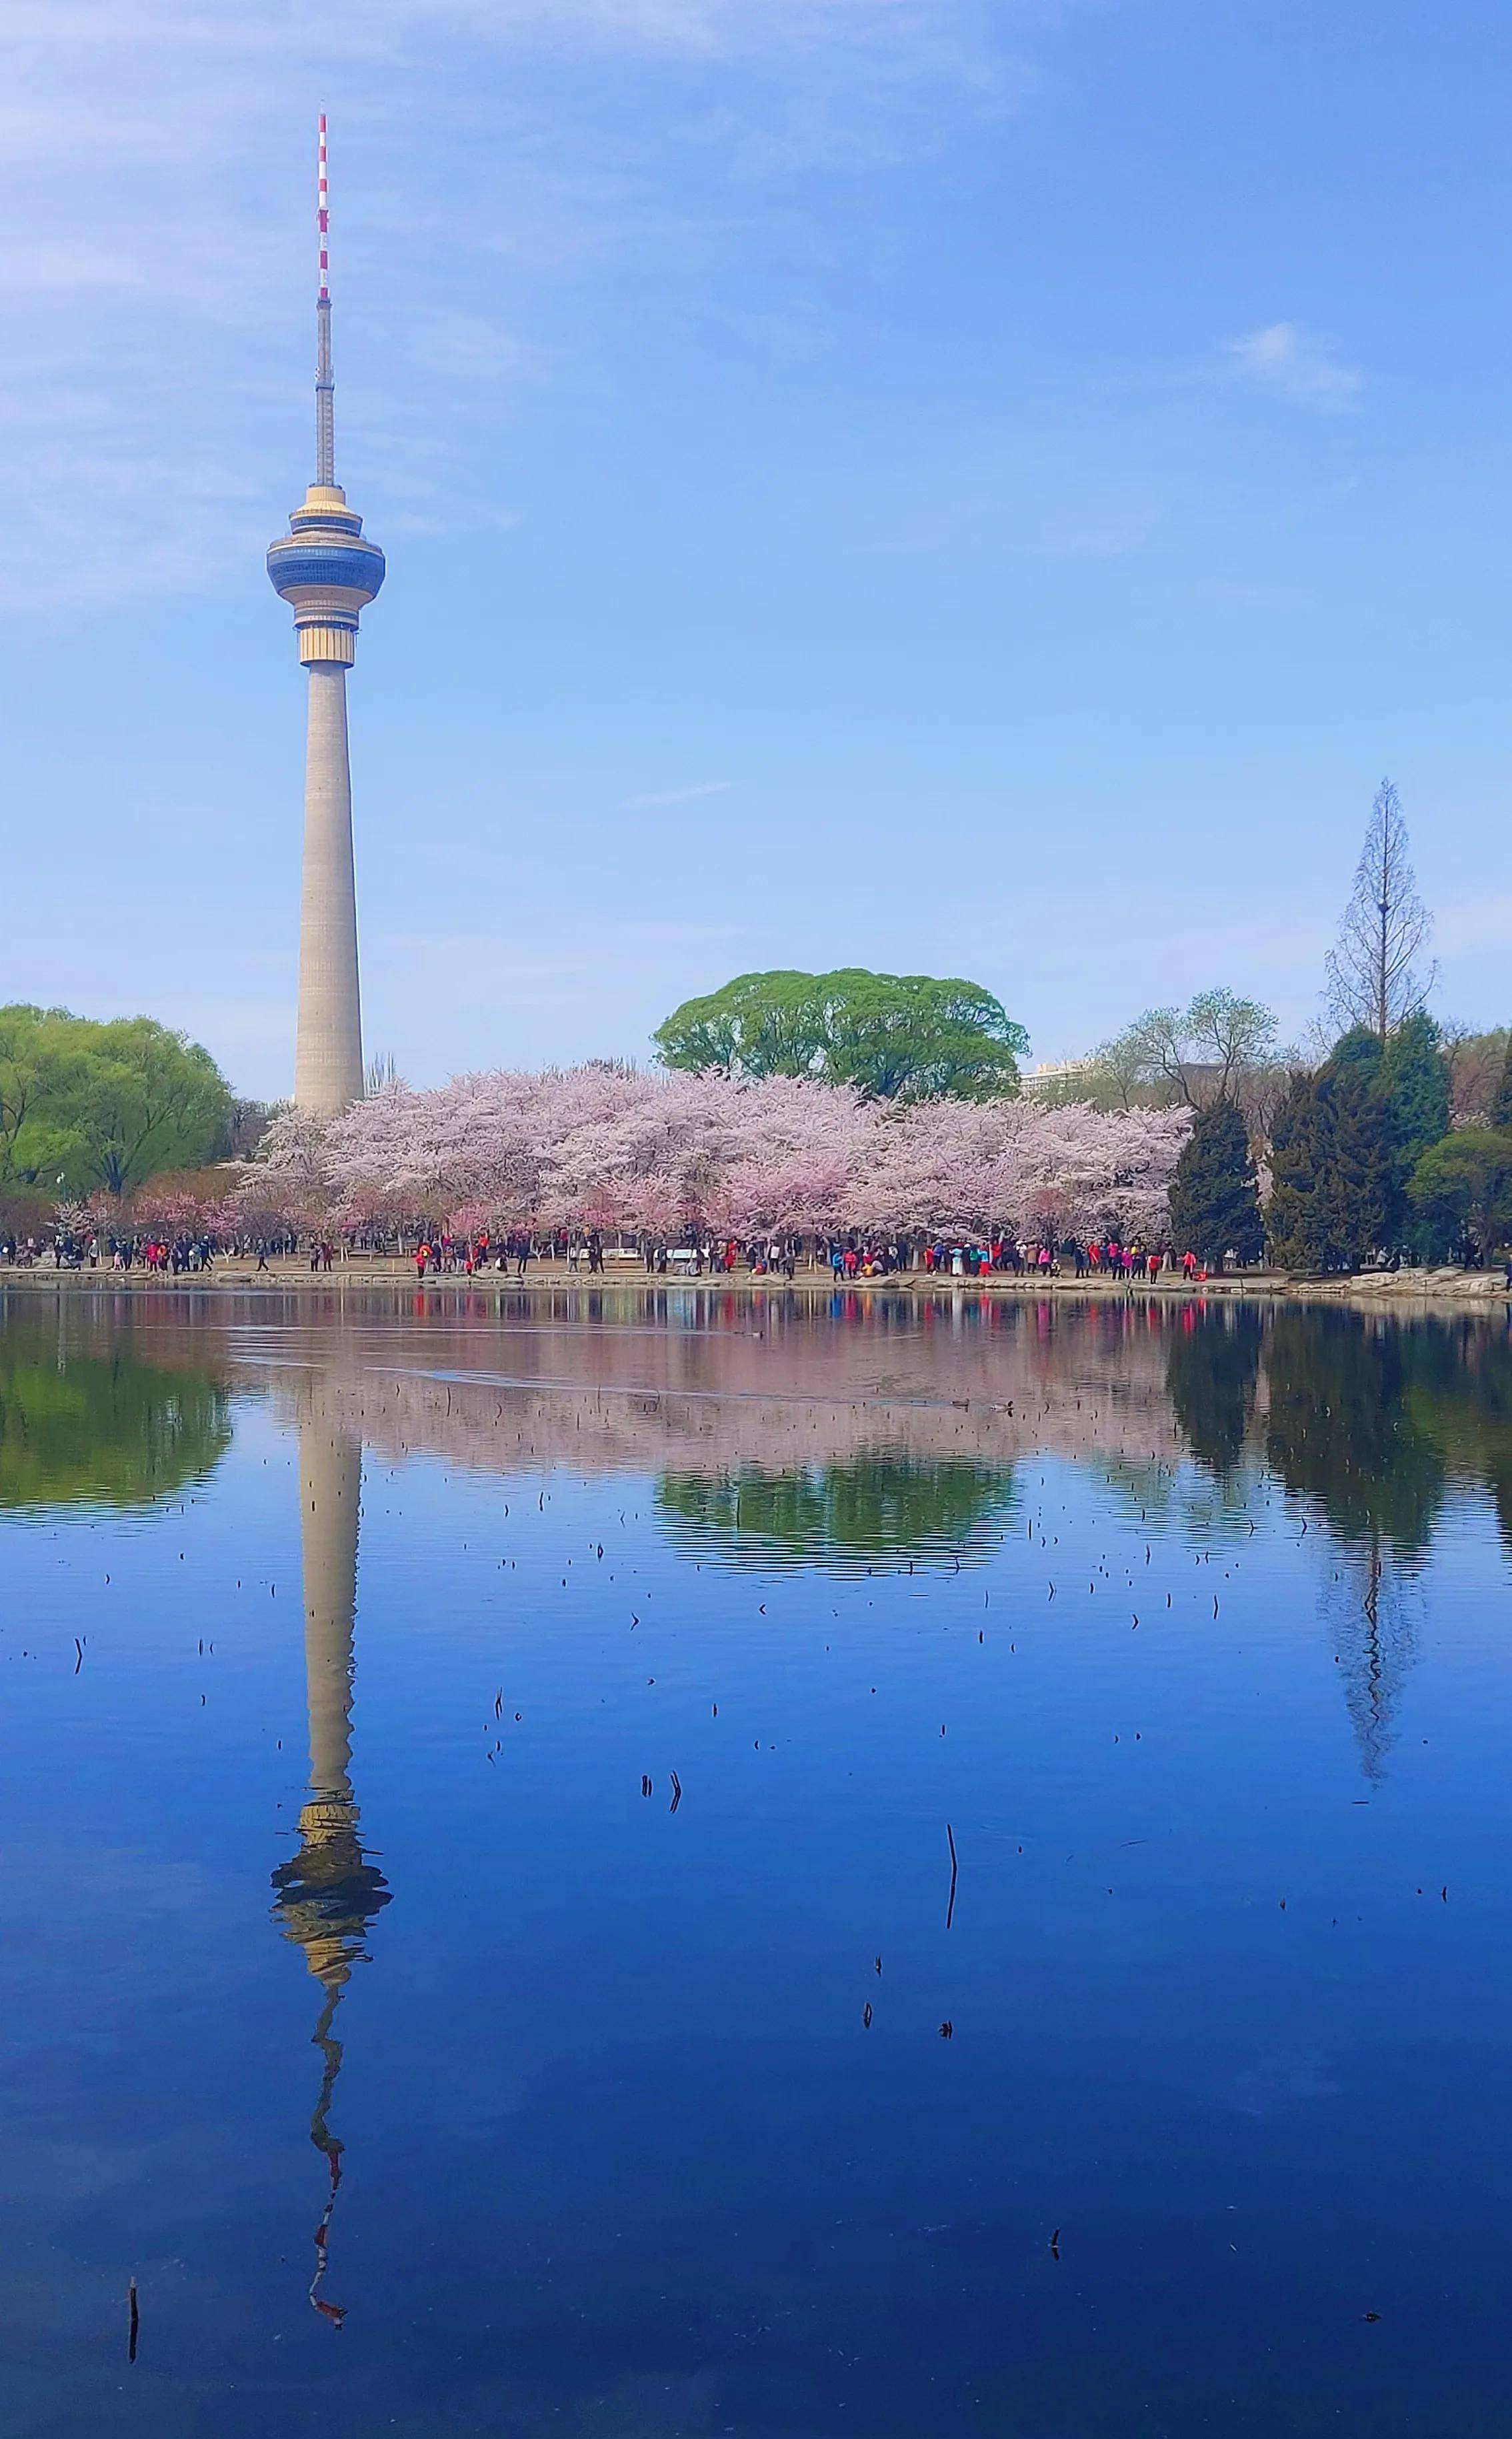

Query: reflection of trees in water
657 1456 1016 1572
1078 1306 1267 1545
1085 1452 1261 1550
1319 1542 1423 1782
1262 1311 1446 1778
0 1324 231 1508
1396 1316 1512 1553
1263 1310 1445 1556
1167 1306 1264 1478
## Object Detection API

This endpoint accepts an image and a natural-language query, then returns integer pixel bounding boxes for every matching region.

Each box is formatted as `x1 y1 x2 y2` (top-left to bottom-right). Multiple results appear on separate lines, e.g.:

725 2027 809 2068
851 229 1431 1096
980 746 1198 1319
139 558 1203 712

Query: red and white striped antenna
317 111 330 300
315 112 335 485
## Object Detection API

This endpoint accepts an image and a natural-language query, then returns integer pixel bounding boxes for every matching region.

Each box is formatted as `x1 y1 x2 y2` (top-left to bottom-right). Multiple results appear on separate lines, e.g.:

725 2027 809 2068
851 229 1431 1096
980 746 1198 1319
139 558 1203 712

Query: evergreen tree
1321 1053 1391 1268
1491 1032 1512 1131
1267 1070 1334 1272
1167 1099 1264 1270
1327 1025 1385 1088
1379 1010 1451 1246
1266 1039 1392 1274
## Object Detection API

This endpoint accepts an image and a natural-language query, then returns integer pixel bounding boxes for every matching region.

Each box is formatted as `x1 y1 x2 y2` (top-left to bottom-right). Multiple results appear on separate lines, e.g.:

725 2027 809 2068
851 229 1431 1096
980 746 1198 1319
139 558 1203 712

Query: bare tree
1079 1025 1157 1111
1093 989 1279 1109
1179 989 1279 1100
1439 1023 1509 1125
1325 779 1436 1041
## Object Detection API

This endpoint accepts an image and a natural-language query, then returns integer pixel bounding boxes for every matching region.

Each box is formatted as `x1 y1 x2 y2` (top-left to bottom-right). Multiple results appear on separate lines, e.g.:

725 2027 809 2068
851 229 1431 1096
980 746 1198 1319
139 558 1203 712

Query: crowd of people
914 1236 1213 1282
0 1220 1231 1286
411 1228 569 1278
407 1229 801 1278
395 1229 1225 1283
3 1230 225 1273
0 1228 302 1272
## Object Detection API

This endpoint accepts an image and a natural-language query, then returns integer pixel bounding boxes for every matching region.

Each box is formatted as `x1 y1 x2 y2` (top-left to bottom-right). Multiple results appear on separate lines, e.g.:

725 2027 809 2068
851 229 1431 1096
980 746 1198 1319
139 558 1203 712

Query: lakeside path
0 1259 1505 1303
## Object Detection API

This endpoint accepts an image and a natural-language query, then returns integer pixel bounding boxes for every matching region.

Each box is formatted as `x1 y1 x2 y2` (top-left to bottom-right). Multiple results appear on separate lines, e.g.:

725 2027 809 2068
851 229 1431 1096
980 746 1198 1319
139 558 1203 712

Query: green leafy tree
0 1005 65 1182
655 969 1028 1100
1167 1099 1264 1270
1409 1129 1512 1264
0 1007 231 1194
1491 1035 1512 1131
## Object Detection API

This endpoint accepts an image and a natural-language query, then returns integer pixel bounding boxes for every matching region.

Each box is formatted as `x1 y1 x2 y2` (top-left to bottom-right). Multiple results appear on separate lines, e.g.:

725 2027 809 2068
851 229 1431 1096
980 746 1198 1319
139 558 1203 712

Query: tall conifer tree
1267 1037 1392 1273
1267 1071 1335 1273
1167 1100 1264 1270
1379 1011 1451 1246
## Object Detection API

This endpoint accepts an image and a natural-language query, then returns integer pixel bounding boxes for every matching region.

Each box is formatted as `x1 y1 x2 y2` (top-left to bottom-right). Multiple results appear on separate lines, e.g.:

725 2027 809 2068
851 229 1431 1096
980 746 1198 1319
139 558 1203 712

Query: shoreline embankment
0 1260 1505 1306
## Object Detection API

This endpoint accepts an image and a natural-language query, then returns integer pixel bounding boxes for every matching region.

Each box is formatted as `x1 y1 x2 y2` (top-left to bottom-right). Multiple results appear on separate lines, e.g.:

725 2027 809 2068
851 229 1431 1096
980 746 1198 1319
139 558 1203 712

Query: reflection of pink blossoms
249 1069 1189 1240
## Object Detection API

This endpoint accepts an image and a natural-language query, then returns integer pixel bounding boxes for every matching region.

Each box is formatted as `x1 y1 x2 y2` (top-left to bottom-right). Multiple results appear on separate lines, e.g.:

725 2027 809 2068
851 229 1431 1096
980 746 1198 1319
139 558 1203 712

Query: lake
2 1284 1511 2437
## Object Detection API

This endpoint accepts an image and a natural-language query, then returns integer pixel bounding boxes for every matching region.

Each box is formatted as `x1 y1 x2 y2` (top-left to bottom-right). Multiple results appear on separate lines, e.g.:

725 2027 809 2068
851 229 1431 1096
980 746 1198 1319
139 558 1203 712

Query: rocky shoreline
0 1260 1505 1304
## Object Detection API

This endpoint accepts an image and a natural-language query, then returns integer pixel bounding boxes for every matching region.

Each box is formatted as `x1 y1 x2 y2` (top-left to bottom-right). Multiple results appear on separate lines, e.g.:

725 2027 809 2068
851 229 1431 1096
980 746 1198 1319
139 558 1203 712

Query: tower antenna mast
315 113 335 487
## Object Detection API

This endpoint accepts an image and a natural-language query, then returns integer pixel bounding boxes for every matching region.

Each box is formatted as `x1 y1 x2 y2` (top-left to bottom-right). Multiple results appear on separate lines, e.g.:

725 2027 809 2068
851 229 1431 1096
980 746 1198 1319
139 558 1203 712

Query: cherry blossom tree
245 1067 1189 1244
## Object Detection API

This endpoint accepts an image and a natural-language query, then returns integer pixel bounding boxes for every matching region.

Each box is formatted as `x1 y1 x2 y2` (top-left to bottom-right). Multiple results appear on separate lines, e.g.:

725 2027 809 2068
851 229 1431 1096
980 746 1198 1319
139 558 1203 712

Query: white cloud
1227 321 1361 411
623 780 733 807
0 0 1019 608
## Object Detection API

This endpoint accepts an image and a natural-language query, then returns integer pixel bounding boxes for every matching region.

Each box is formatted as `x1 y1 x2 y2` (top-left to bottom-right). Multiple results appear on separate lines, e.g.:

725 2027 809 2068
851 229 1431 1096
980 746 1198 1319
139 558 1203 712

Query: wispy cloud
1227 321 1361 411
0 0 1021 609
623 780 733 807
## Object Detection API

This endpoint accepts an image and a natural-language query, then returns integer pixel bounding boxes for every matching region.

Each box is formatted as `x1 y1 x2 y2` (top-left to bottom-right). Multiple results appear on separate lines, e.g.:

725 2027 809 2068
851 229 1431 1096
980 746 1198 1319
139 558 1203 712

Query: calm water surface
2 1285 1511 2436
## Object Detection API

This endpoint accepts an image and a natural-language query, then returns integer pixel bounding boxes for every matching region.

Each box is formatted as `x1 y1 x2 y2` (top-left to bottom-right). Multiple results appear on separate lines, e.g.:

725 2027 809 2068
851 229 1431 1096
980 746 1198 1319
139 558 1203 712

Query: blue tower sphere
268 484 384 663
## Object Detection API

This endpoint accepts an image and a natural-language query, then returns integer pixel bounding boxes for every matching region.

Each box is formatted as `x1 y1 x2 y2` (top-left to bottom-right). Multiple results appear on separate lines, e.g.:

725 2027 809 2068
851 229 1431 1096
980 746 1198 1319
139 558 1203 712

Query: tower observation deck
267 116 385 1115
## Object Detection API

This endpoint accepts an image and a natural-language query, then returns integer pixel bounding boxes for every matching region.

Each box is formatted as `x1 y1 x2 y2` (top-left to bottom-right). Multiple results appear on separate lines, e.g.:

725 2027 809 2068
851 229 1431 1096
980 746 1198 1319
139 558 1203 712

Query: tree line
7 776 1505 1277
648 781 1512 1272
1163 1010 1507 1274
1130 784 1512 1270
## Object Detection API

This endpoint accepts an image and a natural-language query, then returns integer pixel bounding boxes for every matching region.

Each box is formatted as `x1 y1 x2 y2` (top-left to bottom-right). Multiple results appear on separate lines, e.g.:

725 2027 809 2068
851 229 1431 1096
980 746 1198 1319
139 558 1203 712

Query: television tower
267 117 385 1115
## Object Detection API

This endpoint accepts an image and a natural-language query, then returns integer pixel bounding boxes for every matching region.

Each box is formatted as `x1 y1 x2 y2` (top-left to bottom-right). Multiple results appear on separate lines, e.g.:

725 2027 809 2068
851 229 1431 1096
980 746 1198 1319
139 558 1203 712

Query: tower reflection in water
269 1424 390 2325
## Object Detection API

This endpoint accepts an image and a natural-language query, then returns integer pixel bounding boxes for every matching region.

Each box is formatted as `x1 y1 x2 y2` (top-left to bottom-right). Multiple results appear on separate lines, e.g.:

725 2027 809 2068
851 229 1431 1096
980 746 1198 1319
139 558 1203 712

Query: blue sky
2 0 1509 1097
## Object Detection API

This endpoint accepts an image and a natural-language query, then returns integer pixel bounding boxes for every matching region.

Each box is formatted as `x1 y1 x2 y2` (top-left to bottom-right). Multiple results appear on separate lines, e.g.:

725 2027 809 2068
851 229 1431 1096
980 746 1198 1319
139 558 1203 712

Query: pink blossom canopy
248 1068 1189 1242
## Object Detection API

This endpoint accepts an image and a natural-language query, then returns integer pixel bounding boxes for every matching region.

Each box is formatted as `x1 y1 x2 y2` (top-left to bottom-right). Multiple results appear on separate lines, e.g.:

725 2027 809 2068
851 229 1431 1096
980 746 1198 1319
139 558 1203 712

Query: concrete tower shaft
267 115 384 1116
293 670 362 1115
